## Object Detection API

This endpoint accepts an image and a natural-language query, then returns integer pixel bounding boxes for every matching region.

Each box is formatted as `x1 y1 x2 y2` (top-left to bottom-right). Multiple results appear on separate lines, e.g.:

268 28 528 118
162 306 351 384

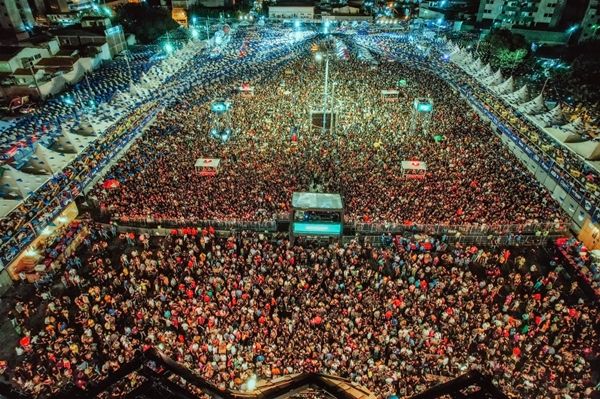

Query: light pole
123 49 133 85
27 62 42 99
566 24 578 44
315 51 330 131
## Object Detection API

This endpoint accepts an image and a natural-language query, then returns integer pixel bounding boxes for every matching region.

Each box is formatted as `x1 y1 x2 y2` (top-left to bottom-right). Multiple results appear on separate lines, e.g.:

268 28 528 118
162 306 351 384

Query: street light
566 24 578 43
315 51 330 132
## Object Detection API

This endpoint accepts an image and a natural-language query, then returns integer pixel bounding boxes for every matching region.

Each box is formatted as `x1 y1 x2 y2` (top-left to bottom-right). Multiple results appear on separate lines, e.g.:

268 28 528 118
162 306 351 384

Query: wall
0 56 22 73
268 6 315 20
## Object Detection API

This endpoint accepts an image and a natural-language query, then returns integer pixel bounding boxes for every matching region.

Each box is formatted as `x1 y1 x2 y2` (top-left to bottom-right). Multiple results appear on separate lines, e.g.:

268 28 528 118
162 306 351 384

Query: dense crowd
0 25 313 267
92 44 562 227
7 225 598 398
3 26 599 399
0 103 156 265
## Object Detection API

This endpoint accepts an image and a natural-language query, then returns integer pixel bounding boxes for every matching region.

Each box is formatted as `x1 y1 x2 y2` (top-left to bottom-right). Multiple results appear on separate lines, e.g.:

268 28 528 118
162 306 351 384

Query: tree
478 29 533 75
115 4 179 44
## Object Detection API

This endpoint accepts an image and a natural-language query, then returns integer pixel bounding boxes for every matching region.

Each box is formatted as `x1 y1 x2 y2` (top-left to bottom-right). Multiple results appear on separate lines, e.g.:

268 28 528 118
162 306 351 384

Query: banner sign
293 222 342 235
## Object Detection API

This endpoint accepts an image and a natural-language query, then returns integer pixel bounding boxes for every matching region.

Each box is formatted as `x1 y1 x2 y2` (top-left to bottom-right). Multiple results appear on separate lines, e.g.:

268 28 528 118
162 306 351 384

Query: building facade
268 5 315 19
476 0 566 29
580 0 599 41
0 0 35 32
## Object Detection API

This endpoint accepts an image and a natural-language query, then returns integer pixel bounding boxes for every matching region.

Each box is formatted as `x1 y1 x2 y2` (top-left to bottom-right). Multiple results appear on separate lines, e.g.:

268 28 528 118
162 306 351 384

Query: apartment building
476 0 566 28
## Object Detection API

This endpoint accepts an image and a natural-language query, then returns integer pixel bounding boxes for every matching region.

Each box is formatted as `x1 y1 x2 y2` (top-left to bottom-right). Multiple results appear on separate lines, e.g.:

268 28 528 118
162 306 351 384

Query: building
0 40 58 73
53 23 127 57
268 3 315 19
580 0 599 41
170 0 196 8
172 7 188 27
476 0 567 29
0 0 35 33
45 0 93 13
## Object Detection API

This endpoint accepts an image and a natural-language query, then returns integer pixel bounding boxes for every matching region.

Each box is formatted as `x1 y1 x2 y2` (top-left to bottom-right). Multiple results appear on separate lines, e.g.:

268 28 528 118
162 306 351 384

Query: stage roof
292 192 343 210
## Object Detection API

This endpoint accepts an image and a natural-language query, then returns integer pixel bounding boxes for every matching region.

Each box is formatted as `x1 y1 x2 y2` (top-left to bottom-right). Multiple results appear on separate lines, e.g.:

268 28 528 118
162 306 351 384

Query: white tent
54 131 95 154
35 144 72 173
449 49 466 63
459 52 473 69
492 76 514 95
476 64 493 79
0 166 26 199
503 84 529 106
0 165 47 199
0 199 22 218
531 104 566 127
469 58 483 74
22 144 56 175
545 127 585 143
73 123 96 137
518 93 546 115
561 118 585 134
195 158 221 176
566 141 600 161
481 69 503 86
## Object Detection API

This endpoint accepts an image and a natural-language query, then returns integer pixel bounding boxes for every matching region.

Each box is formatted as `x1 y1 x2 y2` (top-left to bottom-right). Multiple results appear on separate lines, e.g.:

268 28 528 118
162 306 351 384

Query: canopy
195 158 221 168
531 104 566 127
475 64 493 79
544 127 583 143
503 84 529 106
561 117 585 134
401 160 428 171
492 76 514 95
291 192 343 210
566 141 600 161
481 69 503 86
518 93 546 115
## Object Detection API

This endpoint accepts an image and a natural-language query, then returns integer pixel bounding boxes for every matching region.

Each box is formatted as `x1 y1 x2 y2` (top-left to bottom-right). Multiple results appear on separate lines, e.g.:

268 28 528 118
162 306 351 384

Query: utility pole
329 81 335 137
322 53 330 132
28 62 42 99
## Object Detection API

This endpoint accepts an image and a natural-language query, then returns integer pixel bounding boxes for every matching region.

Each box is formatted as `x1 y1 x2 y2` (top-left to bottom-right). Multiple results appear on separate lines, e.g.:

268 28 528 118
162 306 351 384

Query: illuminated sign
416 102 432 112
210 101 230 113
292 222 342 235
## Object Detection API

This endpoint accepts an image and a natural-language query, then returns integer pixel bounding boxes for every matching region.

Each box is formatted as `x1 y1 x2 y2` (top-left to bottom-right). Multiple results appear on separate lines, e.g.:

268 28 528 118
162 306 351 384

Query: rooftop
0 46 24 61
35 56 78 68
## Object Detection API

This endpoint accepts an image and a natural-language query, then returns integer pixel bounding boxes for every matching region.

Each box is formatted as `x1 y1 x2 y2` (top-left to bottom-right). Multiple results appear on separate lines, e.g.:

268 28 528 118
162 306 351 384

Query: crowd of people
0 102 157 266
6 225 598 398
91 39 563 227
0 25 315 268
3 24 599 399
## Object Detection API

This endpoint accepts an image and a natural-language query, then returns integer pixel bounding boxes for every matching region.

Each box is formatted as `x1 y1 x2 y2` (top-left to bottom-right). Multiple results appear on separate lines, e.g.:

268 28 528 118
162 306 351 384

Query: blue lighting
211 101 231 113
164 42 174 54
191 28 199 39
294 20 301 29
293 222 342 235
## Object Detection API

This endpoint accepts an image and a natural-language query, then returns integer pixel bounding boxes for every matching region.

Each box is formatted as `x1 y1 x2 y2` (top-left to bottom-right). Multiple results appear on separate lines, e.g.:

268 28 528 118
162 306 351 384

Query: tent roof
401 160 428 170
292 192 343 210
566 141 600 161
194 158 221 168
